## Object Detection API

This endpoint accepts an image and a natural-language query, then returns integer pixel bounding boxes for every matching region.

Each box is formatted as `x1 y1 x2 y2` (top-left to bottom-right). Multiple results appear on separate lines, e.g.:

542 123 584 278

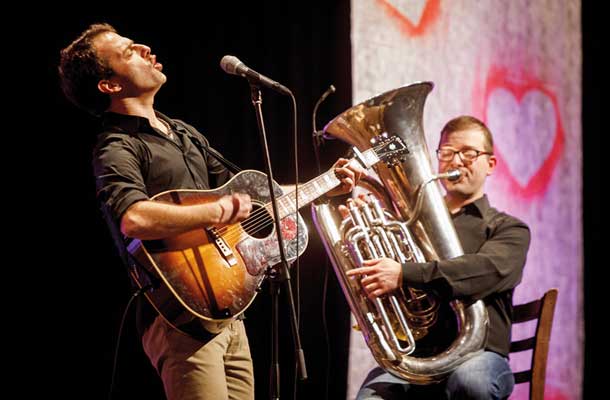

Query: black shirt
401 195 530 356
92 111 232 334
93 111 230 221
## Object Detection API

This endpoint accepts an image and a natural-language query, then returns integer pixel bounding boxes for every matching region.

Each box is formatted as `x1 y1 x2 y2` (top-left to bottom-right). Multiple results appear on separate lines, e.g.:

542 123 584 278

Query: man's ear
486 154 497 176
98 79 121 94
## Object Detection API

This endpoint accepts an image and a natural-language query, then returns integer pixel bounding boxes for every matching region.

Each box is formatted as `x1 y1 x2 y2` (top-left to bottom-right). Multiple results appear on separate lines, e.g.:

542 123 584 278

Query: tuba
311 82 488 384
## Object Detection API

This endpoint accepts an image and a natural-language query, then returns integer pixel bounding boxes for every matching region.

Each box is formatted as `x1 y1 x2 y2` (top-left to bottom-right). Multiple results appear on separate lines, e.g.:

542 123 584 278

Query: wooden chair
509 288 558 400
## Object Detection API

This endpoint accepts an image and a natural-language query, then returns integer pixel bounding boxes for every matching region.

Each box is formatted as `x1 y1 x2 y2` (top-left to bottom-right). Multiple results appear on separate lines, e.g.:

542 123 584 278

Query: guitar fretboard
264 147 380 219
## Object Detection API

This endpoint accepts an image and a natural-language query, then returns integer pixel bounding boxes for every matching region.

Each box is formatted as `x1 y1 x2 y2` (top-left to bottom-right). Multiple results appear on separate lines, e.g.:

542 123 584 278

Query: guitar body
130 170 308 329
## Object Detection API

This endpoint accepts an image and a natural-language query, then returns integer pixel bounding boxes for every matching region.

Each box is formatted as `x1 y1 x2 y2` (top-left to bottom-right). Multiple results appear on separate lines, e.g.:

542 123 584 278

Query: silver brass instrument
311 82 489 384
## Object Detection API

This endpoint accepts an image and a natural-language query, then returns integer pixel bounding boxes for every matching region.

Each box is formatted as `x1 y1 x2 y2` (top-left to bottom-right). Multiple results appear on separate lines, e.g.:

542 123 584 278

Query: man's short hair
58 23 116 116
439 115 494 153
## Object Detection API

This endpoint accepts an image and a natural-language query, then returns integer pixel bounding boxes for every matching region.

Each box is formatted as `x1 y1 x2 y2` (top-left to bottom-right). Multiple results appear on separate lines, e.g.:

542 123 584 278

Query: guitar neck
266 148 380 219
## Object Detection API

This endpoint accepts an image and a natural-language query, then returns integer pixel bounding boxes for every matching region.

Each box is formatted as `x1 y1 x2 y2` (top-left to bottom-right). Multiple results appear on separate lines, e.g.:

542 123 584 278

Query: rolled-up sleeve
93 135 150 223
402 215 530 301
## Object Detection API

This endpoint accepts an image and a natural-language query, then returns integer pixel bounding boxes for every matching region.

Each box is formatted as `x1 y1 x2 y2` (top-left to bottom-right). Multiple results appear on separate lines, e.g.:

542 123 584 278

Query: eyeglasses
435 148 492 162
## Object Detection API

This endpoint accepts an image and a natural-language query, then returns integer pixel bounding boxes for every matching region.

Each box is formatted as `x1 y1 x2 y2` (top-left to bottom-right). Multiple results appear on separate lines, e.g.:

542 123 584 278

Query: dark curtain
45 2 352 399
582 1 601 399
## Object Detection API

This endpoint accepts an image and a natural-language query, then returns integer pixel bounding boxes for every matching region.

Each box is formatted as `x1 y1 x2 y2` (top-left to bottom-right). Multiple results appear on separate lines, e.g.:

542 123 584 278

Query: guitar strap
171 118 243 174
104 116 240 277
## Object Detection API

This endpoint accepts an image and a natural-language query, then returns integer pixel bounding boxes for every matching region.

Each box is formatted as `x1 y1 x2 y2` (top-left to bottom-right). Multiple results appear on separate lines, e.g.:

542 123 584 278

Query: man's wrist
217 203 226 223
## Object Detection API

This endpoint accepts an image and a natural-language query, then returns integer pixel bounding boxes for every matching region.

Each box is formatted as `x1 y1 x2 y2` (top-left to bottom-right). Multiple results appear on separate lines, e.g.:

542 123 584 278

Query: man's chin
444 180 462 190
445 182 471 196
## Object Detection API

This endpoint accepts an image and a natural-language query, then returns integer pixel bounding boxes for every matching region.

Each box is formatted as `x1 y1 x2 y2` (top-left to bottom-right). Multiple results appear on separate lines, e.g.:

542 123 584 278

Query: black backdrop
45 3 353 400
39 1 599 399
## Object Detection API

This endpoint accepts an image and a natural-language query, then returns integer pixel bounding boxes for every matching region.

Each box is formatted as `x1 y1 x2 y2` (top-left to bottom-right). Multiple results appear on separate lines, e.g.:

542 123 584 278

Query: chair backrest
510 288 558 400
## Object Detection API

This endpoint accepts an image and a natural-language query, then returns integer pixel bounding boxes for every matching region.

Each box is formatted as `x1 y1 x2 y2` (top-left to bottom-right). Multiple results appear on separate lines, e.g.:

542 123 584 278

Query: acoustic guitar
128 135 407 331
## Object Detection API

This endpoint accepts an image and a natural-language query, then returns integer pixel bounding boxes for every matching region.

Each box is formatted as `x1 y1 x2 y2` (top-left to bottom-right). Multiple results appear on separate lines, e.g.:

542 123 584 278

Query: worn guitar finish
128 136 407 328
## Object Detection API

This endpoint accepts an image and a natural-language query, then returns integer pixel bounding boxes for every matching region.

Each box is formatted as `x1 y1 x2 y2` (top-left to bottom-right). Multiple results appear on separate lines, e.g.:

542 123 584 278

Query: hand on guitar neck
326 157 366 197
280 157 366 198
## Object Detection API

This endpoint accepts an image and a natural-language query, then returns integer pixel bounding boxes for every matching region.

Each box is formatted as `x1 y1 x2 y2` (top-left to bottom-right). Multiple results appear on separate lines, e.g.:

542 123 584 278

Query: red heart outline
482 67 564 198
378 0 440 37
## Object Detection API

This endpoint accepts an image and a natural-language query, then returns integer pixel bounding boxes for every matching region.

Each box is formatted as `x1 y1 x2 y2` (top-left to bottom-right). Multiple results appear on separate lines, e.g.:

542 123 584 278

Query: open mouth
150 55 163 71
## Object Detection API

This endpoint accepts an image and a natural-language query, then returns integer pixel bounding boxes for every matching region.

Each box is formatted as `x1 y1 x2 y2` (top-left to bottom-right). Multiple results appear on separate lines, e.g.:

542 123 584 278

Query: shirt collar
101 111 176 135
461 194 490 218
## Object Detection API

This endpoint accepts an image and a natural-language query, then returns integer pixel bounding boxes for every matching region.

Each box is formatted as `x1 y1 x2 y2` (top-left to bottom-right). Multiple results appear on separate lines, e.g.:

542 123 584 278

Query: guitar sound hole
242 203 273 239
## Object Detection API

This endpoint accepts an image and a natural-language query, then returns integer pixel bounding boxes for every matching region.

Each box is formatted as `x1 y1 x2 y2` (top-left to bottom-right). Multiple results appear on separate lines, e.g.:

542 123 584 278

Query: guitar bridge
207 227 238 267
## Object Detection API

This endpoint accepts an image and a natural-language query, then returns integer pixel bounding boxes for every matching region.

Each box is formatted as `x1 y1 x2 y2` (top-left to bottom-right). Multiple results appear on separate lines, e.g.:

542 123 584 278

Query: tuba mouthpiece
435 169 461 182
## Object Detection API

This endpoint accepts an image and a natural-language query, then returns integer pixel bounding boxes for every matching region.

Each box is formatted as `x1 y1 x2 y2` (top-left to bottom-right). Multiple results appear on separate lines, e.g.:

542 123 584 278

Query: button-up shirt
401 195 530 356
93 111 232 336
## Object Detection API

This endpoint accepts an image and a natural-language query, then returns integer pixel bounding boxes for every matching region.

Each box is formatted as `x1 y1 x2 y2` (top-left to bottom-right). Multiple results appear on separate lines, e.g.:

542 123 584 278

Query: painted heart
379 0 440 36
482 69 564 198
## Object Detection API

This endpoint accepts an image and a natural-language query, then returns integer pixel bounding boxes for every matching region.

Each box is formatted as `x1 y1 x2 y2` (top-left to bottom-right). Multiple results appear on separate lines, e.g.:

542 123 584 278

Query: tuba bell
311 82 489 384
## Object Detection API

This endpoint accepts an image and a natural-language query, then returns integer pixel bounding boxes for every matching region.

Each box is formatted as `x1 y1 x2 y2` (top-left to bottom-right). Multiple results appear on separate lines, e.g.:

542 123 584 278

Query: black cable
290 92 300 328
107 284 153 400
321 260 331 400
311 85 336 399
311 85 336 400
291 91 301 400
290 84 339 398
311 85 336 174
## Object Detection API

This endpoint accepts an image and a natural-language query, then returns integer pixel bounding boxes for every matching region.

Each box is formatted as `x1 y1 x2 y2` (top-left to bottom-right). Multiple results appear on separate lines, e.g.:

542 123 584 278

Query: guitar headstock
370 134 408 167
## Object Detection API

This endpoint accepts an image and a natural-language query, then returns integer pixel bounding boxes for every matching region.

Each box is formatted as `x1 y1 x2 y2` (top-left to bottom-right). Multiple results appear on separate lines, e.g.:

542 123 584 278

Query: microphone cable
291 84 337 399
107 284 154 400
292 89 299 400
311 84 336 400
311 85 336 174
289 89 301 335
288 92 307 400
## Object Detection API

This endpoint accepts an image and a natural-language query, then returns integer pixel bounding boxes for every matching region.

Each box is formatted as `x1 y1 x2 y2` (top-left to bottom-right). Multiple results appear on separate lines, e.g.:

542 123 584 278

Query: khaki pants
142 316 254 400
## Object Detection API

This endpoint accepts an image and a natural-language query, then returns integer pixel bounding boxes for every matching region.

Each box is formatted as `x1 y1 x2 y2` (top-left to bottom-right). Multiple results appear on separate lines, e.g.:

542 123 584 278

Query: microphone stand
249 84 307 400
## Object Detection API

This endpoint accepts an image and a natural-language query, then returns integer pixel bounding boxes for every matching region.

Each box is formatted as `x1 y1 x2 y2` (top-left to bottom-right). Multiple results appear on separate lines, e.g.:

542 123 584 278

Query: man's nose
134 43 151 57
449 151 465 166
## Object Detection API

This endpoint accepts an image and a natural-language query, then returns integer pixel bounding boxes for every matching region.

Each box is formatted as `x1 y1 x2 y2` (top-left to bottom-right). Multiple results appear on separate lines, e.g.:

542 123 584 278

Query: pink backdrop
347 1 582 399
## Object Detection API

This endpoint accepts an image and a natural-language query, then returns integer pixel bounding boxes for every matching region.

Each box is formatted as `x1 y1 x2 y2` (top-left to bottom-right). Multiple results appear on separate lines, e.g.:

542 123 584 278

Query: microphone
220 55 291 95
315 85 336 110
312 85 336 146
434 169 461 182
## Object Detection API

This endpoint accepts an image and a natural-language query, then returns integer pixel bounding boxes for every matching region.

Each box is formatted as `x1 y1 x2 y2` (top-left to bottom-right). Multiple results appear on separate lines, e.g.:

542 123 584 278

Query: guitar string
216 169 336 237
215 142 390 241
216 143 389 241
217 143 376 237
217 173 336 242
